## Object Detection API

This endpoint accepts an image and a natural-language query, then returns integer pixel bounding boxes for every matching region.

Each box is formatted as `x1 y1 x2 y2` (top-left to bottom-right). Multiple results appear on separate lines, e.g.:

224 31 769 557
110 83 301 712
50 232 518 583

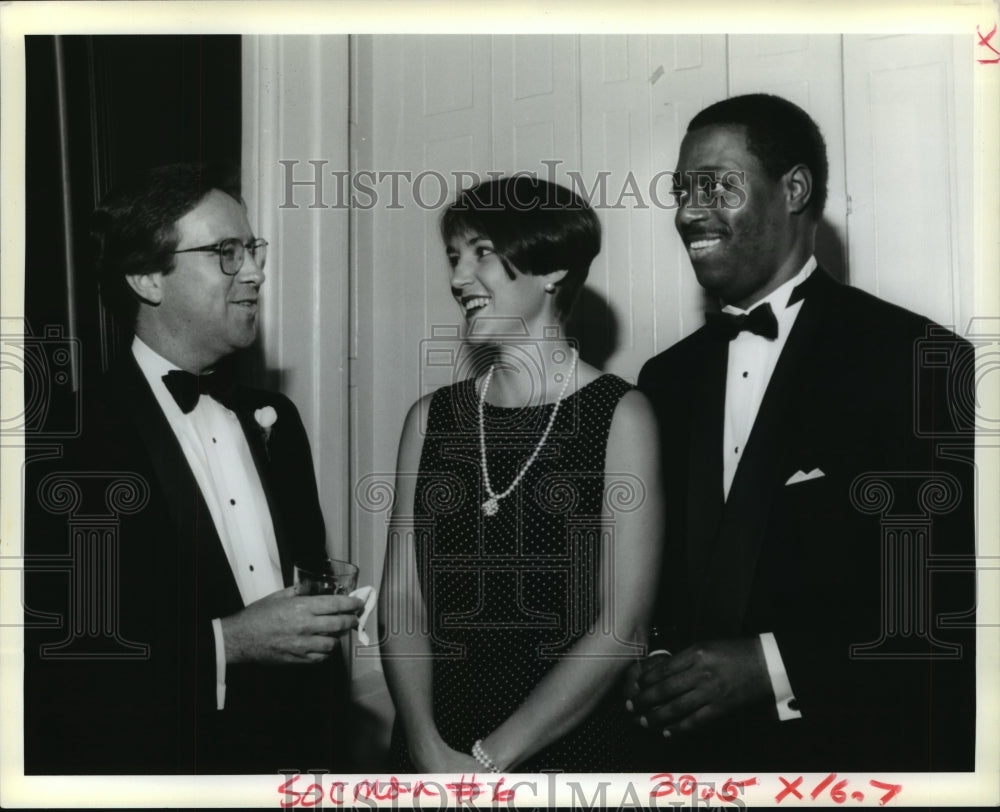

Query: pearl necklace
478 348 578 517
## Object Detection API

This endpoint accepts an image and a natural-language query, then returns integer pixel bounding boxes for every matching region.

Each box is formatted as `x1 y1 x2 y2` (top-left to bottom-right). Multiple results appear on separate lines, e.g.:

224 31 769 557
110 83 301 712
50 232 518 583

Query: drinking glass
293 558 359 596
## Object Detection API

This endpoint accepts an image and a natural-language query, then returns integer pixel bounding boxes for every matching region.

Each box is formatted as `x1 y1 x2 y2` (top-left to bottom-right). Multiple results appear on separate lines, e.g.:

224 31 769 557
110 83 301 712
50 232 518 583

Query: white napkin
349 585 377 645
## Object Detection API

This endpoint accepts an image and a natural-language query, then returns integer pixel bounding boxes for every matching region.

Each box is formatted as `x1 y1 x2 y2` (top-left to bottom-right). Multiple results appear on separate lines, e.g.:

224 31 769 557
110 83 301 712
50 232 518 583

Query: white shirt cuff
212 617 227 710
759 632 802 720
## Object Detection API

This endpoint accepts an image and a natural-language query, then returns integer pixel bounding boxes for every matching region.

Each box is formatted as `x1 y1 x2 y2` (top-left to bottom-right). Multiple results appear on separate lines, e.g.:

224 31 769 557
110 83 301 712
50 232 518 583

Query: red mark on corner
977 23 1000 63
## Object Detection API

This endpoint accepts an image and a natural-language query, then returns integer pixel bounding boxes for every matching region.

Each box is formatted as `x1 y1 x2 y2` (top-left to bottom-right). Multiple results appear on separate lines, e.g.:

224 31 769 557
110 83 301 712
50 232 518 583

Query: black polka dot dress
390 374 636 772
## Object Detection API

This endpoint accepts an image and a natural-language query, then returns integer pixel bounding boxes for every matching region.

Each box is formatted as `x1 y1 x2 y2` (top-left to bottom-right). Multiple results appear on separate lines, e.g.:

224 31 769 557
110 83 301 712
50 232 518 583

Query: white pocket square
785 468 825 485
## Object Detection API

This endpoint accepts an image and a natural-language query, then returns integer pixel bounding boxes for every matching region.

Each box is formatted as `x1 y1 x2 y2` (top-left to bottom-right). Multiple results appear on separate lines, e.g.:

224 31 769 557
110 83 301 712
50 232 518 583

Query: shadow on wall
240 340 284 393
816 217 848 284
566 286 620 371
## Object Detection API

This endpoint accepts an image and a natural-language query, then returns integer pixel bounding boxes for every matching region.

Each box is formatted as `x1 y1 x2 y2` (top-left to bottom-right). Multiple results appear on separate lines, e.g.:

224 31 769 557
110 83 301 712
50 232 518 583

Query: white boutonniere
254 406 278 454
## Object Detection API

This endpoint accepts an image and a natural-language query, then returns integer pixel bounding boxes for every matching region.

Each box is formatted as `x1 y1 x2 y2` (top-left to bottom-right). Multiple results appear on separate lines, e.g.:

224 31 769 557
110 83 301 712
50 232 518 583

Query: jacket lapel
684 332 728 593
694 269 836 637
112 355 243 616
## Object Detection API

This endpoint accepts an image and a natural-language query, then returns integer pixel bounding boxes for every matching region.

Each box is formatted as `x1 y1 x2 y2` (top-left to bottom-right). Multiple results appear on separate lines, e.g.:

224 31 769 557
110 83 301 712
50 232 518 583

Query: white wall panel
579 35 653 378
422 36 476 115
647 36 729 350
728 35 849 286
242 35 351 558
843 35 971 330
492 35 580 182
513 36 555 99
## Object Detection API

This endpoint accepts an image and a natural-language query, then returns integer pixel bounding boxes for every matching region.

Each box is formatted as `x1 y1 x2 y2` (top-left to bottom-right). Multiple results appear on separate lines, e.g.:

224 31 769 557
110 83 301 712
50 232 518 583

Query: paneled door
842 35 972 330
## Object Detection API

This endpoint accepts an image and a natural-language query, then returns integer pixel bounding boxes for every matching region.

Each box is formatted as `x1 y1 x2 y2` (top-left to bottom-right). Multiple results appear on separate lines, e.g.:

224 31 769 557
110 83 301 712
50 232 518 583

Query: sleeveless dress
389 373 638 772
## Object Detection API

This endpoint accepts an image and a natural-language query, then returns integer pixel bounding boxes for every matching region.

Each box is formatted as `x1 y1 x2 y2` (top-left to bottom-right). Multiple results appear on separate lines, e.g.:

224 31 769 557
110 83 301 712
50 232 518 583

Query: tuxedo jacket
24 352 350 774
636 268 976 772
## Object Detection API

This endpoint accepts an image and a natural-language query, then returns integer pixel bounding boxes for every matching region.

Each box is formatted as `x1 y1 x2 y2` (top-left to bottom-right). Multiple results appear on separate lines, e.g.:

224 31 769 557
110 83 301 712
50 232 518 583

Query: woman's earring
544 282 556 293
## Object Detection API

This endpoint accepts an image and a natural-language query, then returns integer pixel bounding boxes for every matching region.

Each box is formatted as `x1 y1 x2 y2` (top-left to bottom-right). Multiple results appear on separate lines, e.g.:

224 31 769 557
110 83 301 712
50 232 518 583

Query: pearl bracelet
471 739 500 773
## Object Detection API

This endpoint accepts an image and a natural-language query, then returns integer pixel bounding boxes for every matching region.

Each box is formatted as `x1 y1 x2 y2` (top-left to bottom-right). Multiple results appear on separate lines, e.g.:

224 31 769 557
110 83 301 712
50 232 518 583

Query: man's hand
625 638 771 736
221 586 363 665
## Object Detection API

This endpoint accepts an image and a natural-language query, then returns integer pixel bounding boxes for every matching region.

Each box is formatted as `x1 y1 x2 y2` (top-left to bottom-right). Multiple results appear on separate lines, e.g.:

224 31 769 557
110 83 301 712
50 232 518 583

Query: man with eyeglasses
24 164 361 774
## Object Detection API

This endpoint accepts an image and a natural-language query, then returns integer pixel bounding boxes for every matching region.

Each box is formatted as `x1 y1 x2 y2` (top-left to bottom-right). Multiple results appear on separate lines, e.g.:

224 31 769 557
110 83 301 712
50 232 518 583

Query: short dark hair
92 163 242 321
440 176 601 320
688 93 829 220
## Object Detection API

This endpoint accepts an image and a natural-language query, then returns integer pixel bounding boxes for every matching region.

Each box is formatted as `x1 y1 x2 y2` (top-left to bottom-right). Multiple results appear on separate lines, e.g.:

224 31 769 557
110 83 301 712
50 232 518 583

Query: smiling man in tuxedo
630 94 976 771
25 163 361 774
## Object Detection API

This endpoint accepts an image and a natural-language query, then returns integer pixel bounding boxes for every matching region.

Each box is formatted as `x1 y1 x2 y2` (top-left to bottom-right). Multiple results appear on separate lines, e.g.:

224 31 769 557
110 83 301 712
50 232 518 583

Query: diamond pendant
482 497 499 516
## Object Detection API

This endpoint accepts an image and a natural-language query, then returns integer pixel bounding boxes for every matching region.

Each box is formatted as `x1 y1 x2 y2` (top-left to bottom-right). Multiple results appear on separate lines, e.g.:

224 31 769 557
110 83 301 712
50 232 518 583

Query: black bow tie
706 302 779 340
162 368 235 414
705 272 817 341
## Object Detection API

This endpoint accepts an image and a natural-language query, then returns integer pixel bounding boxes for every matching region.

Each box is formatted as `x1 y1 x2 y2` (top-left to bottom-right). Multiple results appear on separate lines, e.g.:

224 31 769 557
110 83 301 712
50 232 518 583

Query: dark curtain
24 34 242 435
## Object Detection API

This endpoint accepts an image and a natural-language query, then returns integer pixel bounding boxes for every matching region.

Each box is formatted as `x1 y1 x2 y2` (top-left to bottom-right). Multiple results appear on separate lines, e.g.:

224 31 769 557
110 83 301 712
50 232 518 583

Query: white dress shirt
132 337 284 708
722 257 816 500
721 256 817 721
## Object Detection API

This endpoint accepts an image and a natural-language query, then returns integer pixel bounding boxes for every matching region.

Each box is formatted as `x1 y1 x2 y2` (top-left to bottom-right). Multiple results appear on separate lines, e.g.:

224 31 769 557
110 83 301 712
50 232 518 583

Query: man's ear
125 272 164 306
785 164 813 216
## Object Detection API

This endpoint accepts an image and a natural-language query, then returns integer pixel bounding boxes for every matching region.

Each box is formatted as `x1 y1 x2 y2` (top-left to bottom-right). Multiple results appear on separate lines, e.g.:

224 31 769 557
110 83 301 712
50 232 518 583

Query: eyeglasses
173 237 269 276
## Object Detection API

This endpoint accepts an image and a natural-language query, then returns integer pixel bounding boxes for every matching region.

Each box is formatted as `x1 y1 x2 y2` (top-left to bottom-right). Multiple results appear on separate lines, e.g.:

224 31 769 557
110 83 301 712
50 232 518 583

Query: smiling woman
378 176 666 773
442 178 599 327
